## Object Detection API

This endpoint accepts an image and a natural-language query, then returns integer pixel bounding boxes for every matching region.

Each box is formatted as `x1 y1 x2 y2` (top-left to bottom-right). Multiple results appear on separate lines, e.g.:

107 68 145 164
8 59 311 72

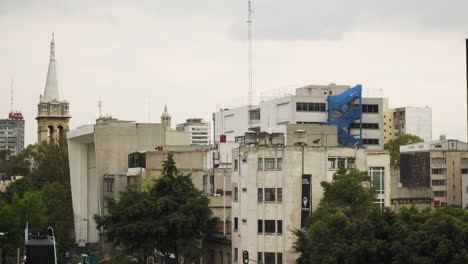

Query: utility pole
247 0 254 106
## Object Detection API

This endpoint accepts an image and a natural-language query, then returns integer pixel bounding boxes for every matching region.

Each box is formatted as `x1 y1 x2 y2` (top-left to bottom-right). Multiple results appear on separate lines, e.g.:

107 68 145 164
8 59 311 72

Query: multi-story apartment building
213 83 388 150
176 118 211 145
231 128 390 264
400 136 468 208
392 107 432 142
0 112 25 155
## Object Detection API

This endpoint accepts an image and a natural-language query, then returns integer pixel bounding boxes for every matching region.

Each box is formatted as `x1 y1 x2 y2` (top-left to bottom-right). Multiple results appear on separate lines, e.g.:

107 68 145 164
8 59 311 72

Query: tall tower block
36 34 71 143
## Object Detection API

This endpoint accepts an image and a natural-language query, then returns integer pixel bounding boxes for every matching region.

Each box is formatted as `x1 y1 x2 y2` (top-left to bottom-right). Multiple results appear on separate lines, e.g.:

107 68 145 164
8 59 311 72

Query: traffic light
242 250 249 263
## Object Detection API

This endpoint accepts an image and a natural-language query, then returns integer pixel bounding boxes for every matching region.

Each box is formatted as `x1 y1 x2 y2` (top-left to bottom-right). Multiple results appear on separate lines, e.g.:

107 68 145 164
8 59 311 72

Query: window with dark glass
277 158 282 170
258 158 263 170
265 158 275 170
296 102 326 112
347 158 356 169
431 180 446 186
277 188 282 202
363 139 379 145
338 158 346 169
277 220 282 234
265 253 275 264
234 187 238 201
277 253 283 264
433 191 447 197
461 168 468 174
362 104 379 113
264 220 275 233
258 188 263 202
432 168 446 174
234 217 238 231
265 188 276 201
258 220 263 233
234 159 238 171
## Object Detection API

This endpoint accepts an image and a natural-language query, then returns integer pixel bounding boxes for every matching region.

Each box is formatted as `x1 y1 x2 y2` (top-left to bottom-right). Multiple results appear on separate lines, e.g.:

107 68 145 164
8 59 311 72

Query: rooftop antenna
98 99 103 118
10 77 14 113
247 0 254 106
148 97 151 122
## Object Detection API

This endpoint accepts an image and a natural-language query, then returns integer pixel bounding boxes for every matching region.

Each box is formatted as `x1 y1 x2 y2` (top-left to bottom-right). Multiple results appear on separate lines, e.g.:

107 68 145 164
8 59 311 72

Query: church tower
36 34 71 143
161 105 171 128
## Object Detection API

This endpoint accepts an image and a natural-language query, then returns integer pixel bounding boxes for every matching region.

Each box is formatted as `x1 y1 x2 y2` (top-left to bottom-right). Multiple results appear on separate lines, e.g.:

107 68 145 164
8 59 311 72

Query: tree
294 169 468 264
96 153 218 263
384 134 423 164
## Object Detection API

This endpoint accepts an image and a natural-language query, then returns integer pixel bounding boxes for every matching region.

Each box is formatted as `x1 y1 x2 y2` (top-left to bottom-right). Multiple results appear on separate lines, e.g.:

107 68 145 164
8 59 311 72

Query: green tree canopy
294 169 468 264
96 153 218 264
384 134 424 164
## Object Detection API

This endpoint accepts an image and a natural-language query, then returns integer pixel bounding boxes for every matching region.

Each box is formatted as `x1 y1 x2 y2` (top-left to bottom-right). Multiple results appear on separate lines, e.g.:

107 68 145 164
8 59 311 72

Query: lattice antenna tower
247 0 254 106
10 78 14 113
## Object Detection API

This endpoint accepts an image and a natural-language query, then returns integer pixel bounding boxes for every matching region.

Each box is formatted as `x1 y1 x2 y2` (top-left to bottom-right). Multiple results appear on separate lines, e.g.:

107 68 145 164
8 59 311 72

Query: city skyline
1 0 468 145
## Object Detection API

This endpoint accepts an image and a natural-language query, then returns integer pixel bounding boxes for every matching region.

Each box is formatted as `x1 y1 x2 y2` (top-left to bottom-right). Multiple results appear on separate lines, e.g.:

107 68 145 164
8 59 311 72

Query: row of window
258 220 282 234
296 102 326 112
328 157 356 170
257 252 282 264
432 169 446 174
432 180 446 186
349 123 379 129
258 158 282 170
434 191 447 197
361 104 379 113
432 158 468 165
258 188 282 202
363 138 379 145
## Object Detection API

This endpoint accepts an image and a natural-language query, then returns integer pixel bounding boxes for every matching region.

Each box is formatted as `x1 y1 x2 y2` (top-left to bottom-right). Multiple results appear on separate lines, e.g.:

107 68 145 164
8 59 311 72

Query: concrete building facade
67 121 190 246
0 113 25 155
36 35 71 143
392 107 432 142
400 138 468 208
230 128 391 264
213 84 388 150
176 118 211 145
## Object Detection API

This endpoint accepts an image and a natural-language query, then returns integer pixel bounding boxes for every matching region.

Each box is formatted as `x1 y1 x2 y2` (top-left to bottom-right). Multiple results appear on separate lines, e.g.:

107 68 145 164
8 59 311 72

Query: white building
214 84 387 150
67 118 190 246
230 129 390 264
393 107 432 142
176 118 211 145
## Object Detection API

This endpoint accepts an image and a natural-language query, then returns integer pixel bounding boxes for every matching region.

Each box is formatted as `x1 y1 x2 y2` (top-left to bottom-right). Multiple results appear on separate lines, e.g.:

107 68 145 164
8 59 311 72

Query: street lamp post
0 232 7 264
48 227 58 264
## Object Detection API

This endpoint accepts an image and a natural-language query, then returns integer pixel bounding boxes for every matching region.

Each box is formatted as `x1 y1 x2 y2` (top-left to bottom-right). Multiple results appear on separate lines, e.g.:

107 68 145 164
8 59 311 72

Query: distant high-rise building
391 107 432 142
176 118 211 145
0 112 24 155
36 34 71 143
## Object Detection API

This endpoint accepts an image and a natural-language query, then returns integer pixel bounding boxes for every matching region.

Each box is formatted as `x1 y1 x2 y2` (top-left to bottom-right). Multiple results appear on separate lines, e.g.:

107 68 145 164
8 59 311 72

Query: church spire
42 33 60 102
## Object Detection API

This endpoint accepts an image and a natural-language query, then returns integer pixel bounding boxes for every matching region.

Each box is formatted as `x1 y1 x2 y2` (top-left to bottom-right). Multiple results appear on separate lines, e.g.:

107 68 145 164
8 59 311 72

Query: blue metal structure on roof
322 84 363 147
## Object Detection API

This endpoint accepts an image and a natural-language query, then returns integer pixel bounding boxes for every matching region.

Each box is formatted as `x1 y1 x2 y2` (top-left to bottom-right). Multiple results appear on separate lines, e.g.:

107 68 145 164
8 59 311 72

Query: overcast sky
1 0 468 145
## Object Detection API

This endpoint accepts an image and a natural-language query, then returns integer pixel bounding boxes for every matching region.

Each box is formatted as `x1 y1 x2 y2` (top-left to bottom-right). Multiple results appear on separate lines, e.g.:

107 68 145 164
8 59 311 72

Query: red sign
154 146 164 151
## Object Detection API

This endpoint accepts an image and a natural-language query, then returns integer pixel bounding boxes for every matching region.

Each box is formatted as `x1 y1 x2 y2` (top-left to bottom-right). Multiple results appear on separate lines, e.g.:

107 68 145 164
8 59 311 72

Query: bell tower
161 105 171 128
36 34 71 143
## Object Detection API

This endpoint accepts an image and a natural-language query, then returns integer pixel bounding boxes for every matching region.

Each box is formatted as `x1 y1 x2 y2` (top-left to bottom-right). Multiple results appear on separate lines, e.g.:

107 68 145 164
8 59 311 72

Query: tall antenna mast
98 99 103 118
247 0 254 106
10 78 14 113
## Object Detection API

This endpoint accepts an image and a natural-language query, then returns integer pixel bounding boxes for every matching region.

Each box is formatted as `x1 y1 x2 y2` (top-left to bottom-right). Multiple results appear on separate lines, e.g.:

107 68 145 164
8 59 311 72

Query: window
277 253 283 264
234 218 238 231
432 168 446 174
258 188 263 202
328 158 336 169
264 220 275 233
234 159 238 171
265 188 276 201
349 123 379 129
462 158 468 164
433 191 447 197
296 102 326 112
347 158 356 169
203 175 208 193
265 158 275 170
338 158 346 169
257 252 263 262
258 158 263 170
210 175 215 193
466 186 468 194
234 248 238 263
258 220 263 233
277 188 282 202
104 179 114 193
227 253 231 264
462 168 468 174
234 187 238 201
370 167 385 207
432 180 446 186
363 139 379 145
277 220 282 234
265 253 275 264
432 158 445 164
362 104 379 113
249 110 260 120
277 158 282 170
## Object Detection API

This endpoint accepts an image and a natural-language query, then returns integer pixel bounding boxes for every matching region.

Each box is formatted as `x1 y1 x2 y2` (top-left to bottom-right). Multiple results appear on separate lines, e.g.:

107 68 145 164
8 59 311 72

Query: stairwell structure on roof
322 84 363 147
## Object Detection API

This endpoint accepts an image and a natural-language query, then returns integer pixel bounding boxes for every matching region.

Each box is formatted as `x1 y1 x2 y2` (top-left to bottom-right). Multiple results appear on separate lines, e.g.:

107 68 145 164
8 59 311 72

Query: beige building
36 34 71 143
125 146 235 264
67 119 190 246
390 166 433 211
231 128 390 264
400 137 468 208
